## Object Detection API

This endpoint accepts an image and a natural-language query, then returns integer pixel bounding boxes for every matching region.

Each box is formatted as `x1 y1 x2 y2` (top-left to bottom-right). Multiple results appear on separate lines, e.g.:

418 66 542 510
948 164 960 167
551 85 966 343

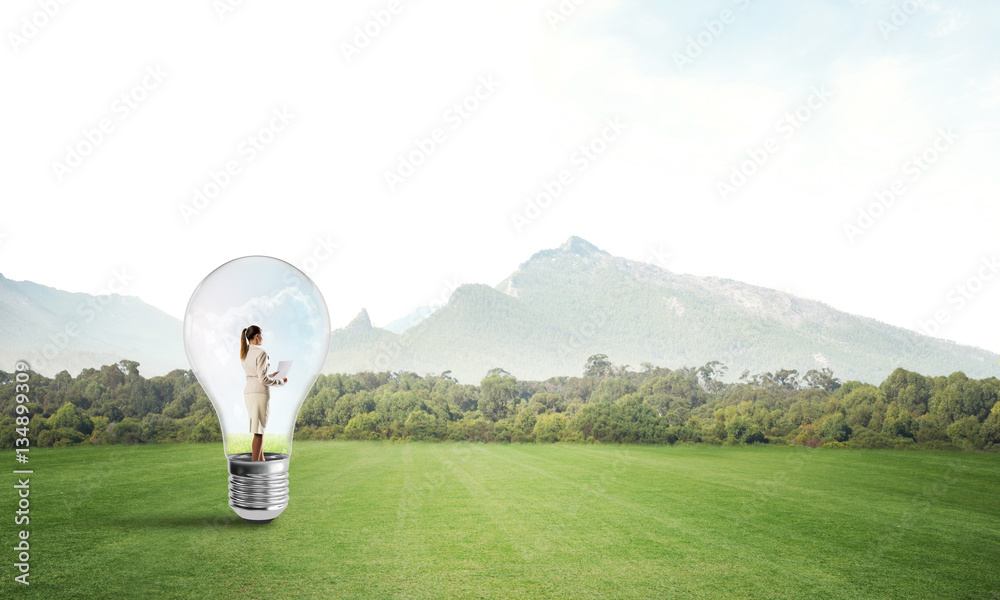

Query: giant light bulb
182 256 330 523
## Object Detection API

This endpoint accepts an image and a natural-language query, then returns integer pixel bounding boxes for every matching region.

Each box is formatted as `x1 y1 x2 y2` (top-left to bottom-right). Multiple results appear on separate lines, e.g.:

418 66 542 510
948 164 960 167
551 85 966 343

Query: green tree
591 378 636 403
840 383 884 430
947 416 983 450
49 401 93 435
344 412 381 440
881 368 933 415
881 402 915 439
584 354 612 378
529 392 565 413
404 410 438 440
513 408 537 439
111 418 152 444
696 361 729 393
770 369 800 391
981 401 1000 448
724 414 765 444
533 413 567 442
817 413 852 442
804 368 841 392
480 372 518 421
189 414 221 443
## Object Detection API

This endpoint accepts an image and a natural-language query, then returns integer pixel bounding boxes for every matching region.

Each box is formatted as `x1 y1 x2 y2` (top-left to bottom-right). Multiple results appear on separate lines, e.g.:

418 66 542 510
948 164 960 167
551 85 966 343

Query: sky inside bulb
183 256 331 456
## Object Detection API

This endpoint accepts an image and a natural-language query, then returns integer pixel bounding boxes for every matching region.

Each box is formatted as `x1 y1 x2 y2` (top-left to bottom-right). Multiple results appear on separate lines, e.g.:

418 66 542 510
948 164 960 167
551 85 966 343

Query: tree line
2 355 999 451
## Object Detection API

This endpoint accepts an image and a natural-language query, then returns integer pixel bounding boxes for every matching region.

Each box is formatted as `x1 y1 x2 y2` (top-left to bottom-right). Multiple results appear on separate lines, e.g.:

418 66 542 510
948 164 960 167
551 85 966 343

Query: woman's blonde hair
240 325 262 360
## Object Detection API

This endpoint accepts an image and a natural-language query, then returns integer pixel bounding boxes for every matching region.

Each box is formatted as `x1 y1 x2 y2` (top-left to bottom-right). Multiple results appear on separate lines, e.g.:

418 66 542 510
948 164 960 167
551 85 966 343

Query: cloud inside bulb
183 256 331 456
201 286 327 365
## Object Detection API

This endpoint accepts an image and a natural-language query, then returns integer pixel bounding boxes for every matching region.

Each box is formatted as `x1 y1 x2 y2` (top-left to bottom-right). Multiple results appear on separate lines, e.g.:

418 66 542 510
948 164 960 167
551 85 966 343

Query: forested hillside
4 357 999 452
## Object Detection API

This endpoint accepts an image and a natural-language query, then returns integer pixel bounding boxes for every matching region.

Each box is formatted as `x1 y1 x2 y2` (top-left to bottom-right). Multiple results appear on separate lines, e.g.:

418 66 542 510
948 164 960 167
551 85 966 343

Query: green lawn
2 442 998 599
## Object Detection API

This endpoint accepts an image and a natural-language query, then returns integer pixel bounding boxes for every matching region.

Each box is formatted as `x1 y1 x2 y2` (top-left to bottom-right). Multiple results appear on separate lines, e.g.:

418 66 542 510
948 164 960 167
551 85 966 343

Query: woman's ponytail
240 325 262 361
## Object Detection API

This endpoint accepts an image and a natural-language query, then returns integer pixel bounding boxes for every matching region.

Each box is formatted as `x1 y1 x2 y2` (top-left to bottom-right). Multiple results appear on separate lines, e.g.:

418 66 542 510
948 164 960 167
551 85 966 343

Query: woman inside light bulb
240 325 287 462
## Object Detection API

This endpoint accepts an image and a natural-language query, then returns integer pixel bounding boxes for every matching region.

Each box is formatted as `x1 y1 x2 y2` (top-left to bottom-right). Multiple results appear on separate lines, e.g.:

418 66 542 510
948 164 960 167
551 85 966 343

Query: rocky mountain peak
345 308 373 331
559 236 606 256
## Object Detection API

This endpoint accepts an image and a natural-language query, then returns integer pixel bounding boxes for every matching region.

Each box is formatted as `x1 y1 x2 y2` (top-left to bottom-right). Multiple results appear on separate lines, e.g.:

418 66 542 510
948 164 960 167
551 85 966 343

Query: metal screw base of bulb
227 452 290 524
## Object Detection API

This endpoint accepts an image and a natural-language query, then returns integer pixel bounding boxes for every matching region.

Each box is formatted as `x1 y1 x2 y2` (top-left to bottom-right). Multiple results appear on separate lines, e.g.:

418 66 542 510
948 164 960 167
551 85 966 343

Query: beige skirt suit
242 344 286 434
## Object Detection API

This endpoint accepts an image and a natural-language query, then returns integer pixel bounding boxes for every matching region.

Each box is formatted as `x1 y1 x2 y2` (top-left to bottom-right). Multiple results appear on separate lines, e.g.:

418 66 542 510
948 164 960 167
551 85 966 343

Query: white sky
2 0 998 355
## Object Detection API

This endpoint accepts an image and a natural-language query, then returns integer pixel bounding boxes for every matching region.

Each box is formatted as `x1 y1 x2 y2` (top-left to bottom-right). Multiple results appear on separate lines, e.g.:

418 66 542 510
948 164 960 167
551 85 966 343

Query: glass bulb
182 256 330 523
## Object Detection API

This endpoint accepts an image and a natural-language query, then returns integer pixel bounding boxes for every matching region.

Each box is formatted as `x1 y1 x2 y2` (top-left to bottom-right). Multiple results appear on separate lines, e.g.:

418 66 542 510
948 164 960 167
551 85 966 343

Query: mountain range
2 237 997 383
322 237 999 383
0 272 184 378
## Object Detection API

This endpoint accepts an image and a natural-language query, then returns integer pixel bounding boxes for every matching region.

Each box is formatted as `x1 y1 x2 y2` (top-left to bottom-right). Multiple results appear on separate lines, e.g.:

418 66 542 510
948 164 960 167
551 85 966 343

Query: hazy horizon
4 233 999 358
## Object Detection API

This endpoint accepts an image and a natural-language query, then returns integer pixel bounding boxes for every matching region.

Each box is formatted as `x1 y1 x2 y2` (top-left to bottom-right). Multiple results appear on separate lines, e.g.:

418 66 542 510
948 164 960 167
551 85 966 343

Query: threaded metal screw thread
226 452 290 524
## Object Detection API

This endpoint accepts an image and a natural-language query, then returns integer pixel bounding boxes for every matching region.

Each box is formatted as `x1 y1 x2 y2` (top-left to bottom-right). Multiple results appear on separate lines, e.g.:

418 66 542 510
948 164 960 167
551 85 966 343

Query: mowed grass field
2 442 998 600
